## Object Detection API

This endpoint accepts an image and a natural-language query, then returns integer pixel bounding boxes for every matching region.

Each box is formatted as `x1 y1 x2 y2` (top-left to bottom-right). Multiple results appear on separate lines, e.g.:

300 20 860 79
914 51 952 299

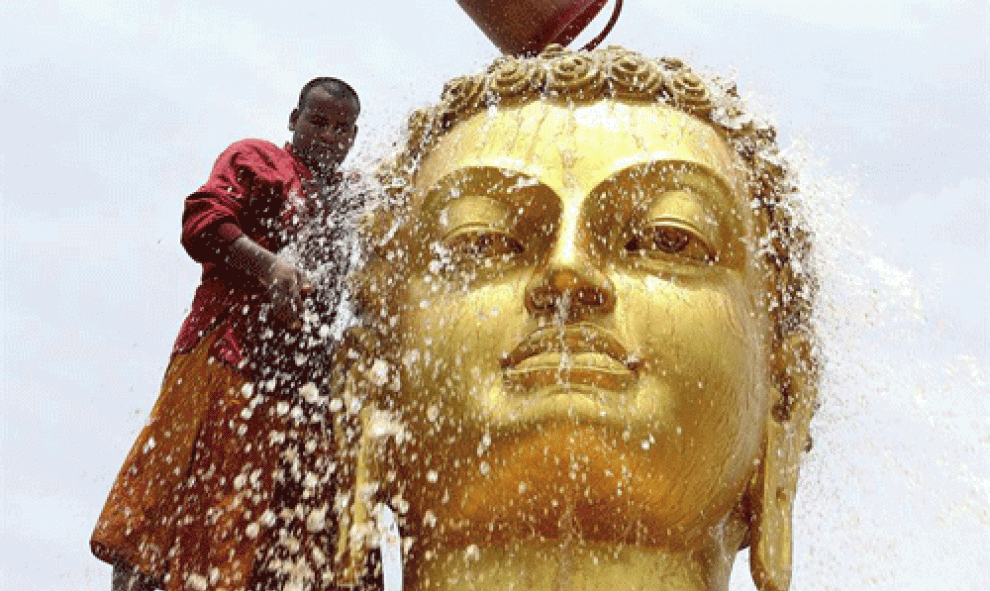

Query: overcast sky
2 1 987 590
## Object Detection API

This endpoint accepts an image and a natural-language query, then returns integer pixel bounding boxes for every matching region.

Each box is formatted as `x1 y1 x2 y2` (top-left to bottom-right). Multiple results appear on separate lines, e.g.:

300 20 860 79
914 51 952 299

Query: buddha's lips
500 324 636 371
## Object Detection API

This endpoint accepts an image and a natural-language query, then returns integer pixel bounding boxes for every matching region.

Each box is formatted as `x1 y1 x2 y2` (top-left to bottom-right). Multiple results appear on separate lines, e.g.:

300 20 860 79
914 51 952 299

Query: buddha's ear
750 332 818 591
332 326 391 586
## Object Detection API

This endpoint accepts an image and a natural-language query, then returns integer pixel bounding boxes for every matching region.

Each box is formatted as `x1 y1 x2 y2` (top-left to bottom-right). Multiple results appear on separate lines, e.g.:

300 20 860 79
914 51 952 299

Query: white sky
1 1 988 589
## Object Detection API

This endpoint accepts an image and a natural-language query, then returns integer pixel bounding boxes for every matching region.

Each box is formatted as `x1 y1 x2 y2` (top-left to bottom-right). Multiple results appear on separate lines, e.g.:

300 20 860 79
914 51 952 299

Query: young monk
91 77 360 591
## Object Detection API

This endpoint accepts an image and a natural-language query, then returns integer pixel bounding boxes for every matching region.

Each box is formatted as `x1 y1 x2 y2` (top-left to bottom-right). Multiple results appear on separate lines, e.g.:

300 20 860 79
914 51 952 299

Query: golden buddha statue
336 45 818 591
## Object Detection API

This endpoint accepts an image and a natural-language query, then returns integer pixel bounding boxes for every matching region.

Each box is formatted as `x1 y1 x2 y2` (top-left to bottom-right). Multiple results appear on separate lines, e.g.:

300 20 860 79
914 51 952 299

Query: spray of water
735 144 990 590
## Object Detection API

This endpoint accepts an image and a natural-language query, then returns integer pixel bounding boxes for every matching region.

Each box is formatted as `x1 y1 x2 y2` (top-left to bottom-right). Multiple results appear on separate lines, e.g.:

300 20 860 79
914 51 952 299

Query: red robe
91 140 342 590
175 138 318 367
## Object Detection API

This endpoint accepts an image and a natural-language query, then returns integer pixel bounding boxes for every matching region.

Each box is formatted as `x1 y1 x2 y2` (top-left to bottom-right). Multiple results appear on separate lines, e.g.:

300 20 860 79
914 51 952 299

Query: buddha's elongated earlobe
334 408 376 587
750 333 817 591
332 327 389 587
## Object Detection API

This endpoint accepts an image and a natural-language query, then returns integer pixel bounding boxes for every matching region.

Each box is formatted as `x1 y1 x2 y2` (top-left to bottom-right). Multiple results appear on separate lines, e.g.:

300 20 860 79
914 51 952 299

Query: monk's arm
223 236 311 329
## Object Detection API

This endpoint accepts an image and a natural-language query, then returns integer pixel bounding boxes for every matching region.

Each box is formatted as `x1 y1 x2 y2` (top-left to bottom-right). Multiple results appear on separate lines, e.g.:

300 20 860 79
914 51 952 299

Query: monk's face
391 99 773 542
290 85 358 175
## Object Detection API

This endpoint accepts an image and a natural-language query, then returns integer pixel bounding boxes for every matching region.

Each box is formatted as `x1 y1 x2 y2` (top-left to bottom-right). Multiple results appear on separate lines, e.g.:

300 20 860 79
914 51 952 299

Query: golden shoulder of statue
343 45 819 591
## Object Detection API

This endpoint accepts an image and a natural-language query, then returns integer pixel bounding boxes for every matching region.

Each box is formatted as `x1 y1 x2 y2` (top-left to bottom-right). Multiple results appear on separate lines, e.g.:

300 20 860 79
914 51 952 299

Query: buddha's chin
497 386 627 426
403 423 724 550
482 378 650 430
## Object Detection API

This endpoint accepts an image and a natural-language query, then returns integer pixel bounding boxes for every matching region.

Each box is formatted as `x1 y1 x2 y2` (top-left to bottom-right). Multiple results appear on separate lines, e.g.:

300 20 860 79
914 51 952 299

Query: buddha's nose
525 217 615 319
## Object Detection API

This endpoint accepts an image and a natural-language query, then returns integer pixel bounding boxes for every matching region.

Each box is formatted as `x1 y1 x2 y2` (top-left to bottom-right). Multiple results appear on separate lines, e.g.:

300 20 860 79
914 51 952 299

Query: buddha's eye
625 223 714 264
444 229 524 262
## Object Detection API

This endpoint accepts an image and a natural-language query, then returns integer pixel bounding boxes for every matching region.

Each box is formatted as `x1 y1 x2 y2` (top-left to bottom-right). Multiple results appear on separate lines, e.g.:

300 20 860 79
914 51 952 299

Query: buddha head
344 45 818 591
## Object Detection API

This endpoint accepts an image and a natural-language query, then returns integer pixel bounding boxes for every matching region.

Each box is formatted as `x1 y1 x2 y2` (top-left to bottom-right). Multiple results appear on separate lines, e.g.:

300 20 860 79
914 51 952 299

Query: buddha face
389 99 774 546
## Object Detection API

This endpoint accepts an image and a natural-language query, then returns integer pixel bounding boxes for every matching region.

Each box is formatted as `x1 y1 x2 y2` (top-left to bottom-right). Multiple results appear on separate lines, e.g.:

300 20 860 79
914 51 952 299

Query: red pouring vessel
455 0 623 55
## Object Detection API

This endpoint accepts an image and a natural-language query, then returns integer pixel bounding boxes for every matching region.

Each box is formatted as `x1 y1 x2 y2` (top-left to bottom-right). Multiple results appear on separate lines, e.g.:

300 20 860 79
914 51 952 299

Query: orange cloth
90 330 335 590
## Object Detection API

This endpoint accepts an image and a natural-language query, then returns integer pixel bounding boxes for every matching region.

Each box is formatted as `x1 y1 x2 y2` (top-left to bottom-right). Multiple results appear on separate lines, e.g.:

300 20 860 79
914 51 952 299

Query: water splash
737 144 990 590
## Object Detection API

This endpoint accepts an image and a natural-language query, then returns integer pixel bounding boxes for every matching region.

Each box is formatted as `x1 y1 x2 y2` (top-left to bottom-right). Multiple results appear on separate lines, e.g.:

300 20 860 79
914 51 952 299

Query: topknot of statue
399 44 772 158
388 45 784 203
485 56 542 104
602 46 670 99
544 51 605 100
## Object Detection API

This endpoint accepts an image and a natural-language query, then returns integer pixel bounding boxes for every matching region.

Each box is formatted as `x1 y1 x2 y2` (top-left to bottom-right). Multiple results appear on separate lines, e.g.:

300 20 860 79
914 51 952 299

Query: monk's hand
264 258 313 330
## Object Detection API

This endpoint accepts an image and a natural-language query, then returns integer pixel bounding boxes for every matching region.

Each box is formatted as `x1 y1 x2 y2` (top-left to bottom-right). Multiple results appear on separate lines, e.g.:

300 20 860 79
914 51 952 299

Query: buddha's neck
409 538 735 591
404 510 745 591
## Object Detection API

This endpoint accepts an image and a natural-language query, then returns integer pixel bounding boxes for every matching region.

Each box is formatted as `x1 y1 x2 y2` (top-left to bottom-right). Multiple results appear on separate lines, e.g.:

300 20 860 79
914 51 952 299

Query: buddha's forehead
414 99 747 201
